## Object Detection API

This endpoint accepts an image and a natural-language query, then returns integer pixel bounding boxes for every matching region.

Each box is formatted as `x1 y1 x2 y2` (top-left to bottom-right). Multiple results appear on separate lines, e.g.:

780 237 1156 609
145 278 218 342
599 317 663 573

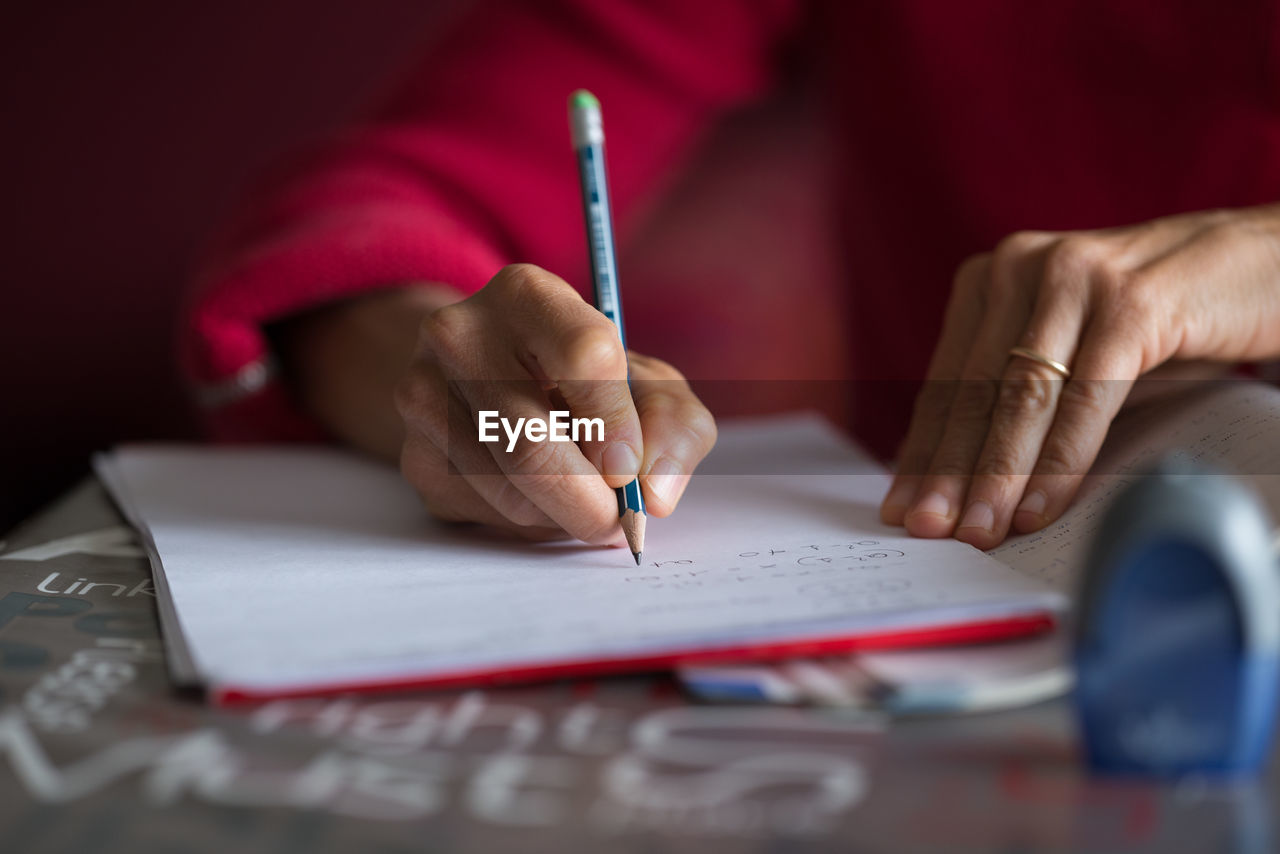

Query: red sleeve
183 0 802 441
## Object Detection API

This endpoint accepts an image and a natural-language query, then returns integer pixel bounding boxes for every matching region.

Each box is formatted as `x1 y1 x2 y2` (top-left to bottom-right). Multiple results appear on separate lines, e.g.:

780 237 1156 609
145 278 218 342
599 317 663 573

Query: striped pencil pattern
569 88 646 564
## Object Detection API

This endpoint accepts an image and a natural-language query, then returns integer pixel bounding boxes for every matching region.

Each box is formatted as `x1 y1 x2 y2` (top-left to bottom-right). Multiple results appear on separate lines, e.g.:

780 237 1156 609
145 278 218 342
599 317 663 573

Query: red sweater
184 0 1280 458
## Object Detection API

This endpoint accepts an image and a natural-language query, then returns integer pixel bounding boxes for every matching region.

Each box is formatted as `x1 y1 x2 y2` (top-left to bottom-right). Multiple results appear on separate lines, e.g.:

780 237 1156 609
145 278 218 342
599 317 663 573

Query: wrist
270 283 462 459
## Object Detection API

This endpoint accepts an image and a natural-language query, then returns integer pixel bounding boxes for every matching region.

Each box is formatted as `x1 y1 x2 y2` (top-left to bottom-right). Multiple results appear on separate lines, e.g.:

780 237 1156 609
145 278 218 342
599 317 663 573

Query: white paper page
99 414 1062 695
992 381 1280 590
95 459 198 680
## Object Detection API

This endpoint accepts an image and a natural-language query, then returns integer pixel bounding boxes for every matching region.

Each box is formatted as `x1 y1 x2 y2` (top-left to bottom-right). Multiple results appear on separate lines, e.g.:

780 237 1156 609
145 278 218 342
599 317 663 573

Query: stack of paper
679 632 1072 714
97 415 1064 702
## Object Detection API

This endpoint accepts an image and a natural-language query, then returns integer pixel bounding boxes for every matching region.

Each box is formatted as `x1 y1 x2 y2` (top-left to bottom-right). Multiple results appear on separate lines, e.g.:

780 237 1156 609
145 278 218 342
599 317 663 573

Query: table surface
0 478 1275 854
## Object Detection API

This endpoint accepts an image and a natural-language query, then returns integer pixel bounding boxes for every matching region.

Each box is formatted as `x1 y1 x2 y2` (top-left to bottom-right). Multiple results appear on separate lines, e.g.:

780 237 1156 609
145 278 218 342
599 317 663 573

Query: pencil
568 88 646 565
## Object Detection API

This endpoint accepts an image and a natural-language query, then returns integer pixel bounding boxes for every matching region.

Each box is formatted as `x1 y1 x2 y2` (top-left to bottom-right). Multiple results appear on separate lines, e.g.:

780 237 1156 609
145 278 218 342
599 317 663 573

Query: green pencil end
569 89 600 111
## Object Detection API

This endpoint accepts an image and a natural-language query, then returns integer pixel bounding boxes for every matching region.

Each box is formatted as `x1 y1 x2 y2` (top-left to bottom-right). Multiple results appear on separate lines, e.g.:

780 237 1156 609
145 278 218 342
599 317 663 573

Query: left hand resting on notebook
880 203 1280 549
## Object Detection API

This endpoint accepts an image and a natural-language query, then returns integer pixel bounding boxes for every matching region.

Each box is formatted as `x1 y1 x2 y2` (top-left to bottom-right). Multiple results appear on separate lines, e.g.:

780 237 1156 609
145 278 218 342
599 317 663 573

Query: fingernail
912 490 951 520
958 500 995 533
645 458 684 507
602 443 640 478
1017 490 1047 518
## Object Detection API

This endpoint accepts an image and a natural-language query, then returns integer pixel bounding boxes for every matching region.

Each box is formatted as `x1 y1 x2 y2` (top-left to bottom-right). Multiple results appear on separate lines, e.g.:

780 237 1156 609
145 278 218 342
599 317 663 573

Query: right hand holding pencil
395 263 717 544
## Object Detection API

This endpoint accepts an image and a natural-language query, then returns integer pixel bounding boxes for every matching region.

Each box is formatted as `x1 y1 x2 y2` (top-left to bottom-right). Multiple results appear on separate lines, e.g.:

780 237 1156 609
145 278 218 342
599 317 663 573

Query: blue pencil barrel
570 91 644 522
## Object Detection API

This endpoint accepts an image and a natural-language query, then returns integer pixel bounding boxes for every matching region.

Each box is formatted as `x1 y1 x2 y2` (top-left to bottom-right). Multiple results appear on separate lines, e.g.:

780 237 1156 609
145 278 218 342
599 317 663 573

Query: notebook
96 414 1066 702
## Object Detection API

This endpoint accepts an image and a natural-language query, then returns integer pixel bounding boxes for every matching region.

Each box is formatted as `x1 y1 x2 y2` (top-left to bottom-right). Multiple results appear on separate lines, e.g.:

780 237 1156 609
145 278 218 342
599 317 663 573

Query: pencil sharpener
1074 460 1280 777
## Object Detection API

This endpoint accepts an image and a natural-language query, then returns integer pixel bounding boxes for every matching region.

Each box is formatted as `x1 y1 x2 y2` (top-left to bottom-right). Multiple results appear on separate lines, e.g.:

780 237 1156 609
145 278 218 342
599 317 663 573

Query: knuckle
504 433 562 476
972 434 1028 479
950 378 999 423
974 450 1021 478
995 368 1057 421
988 232 1051 303
420 303 471 364
493 263 576 311
563 324 627 380
993 230 1046 266
628 351 682 380
1202 209 1235 228
1059 379 1111 418
1034 441 1087 477
566 377 634 425
490 480 544 526
972 453 1024 486
632 383 717 459
393 368 440 424
633 381 689 420
676 402 718 455
1045 235 1109 284
1114 270 1159 319
1090 261 1132 302
952 252 992 298
1187 216 1236 246
494 262 550 296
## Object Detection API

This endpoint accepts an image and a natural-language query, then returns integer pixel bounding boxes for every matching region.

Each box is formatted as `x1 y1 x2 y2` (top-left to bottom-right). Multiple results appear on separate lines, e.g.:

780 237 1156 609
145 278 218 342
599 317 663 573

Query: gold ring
1008 346 1071 379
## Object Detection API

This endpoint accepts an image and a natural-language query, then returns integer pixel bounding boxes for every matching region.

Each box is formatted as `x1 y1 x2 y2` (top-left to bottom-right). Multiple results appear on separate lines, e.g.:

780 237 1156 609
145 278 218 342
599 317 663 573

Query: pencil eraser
569 89 599 111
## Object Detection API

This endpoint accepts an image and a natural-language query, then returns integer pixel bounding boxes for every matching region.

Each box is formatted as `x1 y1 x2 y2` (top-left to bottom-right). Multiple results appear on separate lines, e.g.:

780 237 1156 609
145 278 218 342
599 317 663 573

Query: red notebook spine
213 612 1056 705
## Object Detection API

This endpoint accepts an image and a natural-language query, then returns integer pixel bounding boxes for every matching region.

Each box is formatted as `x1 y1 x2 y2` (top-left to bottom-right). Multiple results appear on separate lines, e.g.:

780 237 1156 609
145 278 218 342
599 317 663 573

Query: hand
880 205 1280 549
395 263 717 543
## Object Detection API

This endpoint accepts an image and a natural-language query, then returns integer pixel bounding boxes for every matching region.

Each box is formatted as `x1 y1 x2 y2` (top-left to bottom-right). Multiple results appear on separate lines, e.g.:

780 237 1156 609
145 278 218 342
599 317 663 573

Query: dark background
1 2 839 534
1 2 457 531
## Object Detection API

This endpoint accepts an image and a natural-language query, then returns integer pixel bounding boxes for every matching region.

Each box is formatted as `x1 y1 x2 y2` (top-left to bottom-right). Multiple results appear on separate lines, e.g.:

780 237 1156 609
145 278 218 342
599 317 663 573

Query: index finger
881 254 991 523
484 264 643 488
459 374 625 545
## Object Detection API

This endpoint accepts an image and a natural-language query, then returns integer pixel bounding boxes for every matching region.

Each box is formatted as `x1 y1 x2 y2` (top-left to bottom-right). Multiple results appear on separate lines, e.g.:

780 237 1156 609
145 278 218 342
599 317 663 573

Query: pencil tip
620 508 646 563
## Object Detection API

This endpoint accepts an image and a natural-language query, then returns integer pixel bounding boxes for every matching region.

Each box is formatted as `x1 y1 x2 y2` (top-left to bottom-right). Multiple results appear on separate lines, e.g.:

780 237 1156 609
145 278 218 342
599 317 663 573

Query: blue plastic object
1074 461 1280 777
